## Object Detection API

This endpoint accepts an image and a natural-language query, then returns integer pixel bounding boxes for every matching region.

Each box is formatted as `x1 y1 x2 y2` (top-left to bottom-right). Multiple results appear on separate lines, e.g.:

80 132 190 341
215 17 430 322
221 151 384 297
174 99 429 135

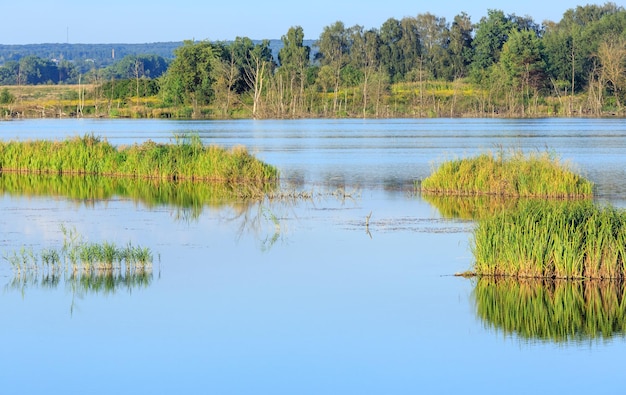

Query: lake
1 118 626 394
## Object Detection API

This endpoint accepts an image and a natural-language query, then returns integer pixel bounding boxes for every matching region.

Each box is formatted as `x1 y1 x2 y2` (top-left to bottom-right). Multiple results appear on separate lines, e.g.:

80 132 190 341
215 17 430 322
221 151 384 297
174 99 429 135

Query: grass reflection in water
0 172 275 220
422 194 521 220
474 277 626 343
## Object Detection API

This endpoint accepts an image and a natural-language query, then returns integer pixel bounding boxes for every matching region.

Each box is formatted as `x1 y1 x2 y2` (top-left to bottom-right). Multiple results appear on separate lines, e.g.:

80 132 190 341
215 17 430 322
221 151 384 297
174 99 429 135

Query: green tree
230 37 274 118
277 26 311 116
349 26 382 116
379 17 422 83
543 3 625 112
448 12 474 79
0 88 14 104
161 40 221 116
18 55 59 84
416 13 451 80
316 21 350 113
102 54 168 80
0 61 19 85
471 9 514 82
498 29 547 114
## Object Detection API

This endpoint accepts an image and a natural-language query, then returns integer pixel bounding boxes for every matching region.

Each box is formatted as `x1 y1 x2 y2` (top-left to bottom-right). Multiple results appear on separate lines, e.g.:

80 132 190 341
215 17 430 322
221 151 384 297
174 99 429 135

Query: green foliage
101 54 168 80
470 10 515 80
0 87 14 104
161 40 222 108
101 78 160 99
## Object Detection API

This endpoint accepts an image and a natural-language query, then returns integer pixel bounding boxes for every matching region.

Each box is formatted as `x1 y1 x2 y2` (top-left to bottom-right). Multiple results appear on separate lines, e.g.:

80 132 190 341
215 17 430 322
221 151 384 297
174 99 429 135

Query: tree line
1 2 625 118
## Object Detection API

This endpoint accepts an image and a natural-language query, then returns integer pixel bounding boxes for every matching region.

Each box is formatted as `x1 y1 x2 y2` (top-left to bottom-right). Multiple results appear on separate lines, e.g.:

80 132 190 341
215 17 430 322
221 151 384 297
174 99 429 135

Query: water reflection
473 277 626 343
6 269 154 295
422 194 522 220
0 172 274 220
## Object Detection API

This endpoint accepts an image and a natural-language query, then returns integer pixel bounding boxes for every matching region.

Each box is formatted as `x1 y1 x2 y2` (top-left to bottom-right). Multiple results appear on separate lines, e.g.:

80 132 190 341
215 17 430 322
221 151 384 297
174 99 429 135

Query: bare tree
597 35 626 111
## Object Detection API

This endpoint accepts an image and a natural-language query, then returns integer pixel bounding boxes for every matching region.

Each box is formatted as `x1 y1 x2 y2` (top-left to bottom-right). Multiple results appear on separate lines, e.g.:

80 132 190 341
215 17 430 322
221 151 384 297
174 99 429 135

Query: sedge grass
474 277 626 343
472 201 626 279
0 133 278 184
421 149 593 198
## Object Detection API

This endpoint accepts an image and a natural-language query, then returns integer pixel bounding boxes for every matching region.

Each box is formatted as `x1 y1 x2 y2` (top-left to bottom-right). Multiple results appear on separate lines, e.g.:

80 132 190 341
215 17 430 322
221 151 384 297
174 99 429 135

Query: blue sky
1 0 606 44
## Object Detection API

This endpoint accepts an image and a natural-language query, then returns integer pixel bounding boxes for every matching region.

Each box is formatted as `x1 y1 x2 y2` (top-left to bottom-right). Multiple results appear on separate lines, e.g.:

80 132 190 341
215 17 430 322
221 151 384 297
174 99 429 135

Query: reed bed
0 133 278 184
421 150 593 198
472 201 626 279
474 277 626 342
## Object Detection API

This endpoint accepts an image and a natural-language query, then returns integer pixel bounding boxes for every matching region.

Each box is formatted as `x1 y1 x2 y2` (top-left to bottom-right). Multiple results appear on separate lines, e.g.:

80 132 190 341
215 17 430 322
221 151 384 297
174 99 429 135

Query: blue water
1 118 625 394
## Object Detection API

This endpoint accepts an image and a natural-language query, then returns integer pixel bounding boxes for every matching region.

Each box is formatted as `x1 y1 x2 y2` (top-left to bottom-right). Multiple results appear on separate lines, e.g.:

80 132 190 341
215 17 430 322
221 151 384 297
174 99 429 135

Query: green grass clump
474 277 626 343
4 226 154 276
421 150 593 198
0 133 278 185
472 201 626 279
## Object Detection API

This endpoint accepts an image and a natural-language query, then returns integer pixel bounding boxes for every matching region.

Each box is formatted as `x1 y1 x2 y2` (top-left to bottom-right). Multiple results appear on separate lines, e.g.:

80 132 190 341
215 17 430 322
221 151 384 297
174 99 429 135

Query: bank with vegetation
0 134 278 193
1 3 625 119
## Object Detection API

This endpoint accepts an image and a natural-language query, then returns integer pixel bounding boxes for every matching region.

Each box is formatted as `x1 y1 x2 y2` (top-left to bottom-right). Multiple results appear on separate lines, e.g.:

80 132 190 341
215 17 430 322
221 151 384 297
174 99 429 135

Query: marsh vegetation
420 150 593 198
0 133 278 184
472 201 626 279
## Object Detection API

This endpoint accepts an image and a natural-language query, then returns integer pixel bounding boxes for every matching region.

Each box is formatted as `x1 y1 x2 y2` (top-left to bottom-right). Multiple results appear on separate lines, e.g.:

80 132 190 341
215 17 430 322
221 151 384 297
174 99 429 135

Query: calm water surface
1 118 626 394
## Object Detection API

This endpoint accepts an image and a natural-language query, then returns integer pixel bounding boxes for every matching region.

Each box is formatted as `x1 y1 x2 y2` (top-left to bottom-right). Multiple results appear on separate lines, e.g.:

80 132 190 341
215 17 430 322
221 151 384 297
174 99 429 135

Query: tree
161 40 220 117
0 61 19 85
212 42 240 117
543 3 626 113
277 26 311 116
349 26 382 116
101 54 168 80
448 12 474 79
471 9 514 81
316 21 350 113
498 29 547 114
378 17 422 83
597 35 626 109
416 13 451 80
231 37 274 118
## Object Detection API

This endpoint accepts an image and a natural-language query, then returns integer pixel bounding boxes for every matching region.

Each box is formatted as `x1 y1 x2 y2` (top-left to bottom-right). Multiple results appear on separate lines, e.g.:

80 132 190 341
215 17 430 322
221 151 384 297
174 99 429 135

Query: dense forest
1 2 625 119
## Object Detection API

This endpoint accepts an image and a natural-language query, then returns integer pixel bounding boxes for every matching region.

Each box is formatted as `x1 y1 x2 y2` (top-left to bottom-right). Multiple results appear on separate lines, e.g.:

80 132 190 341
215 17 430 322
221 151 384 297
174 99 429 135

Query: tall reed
472 201 626 279
421 149 593 198
0 133 278 184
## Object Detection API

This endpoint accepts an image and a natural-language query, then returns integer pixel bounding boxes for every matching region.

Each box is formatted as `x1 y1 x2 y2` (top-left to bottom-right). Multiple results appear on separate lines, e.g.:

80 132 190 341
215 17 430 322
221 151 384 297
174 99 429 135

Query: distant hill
0 40 317 67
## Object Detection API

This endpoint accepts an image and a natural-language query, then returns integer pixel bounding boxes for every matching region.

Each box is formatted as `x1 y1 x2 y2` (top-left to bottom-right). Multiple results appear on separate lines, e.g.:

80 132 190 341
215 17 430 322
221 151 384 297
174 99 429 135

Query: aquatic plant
474 277 626 343
472 201 626 279
0 133 278 184
420 150 593 198
4 226 156 277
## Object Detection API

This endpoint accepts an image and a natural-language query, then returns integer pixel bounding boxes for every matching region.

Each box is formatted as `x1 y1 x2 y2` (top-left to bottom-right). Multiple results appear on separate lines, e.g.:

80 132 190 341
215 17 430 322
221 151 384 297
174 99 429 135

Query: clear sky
1 0 607 44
